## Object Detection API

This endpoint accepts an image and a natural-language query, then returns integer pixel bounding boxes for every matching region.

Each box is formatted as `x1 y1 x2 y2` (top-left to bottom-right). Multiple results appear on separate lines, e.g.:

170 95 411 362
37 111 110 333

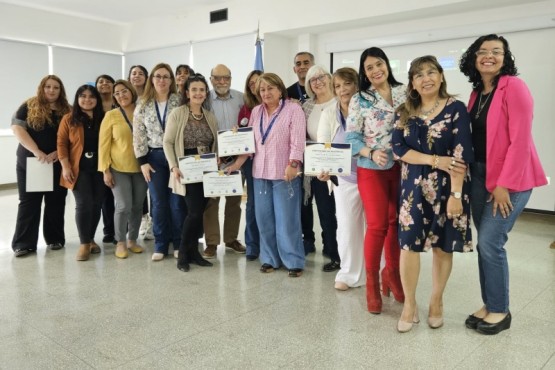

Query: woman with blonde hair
11 75 71 257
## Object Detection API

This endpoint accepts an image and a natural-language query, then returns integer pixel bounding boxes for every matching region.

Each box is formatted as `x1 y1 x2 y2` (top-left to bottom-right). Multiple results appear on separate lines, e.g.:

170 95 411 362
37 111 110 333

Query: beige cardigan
163 105 218 196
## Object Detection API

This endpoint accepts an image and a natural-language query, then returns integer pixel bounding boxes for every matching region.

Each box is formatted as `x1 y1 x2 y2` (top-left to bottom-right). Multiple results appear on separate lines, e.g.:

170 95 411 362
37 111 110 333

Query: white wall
0 136 19 184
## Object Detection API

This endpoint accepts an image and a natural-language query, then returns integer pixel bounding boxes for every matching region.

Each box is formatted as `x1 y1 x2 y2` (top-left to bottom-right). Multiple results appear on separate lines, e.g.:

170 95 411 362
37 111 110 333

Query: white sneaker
173 250 179 259
139 215 149 236
151 252 164 261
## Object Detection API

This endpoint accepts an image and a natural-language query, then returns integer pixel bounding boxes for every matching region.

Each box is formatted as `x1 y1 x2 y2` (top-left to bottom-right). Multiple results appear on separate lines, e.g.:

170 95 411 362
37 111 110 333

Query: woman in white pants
317 67 365 290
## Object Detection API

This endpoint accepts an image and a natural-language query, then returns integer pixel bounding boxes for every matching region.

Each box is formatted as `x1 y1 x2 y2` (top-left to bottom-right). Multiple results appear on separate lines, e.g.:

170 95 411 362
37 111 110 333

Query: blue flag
254 34 264 71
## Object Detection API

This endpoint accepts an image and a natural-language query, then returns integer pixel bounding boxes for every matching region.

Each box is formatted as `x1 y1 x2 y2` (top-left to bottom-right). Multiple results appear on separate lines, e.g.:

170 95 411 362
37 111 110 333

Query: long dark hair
357 47 402 102
180 73 210 110
70 85 104 128
459 34 518 91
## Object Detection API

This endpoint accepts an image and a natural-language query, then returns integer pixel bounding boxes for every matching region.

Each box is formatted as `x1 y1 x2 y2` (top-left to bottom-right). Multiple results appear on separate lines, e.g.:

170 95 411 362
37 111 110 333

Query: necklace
190 111 204 121
475 91 492 119
419 99 440 120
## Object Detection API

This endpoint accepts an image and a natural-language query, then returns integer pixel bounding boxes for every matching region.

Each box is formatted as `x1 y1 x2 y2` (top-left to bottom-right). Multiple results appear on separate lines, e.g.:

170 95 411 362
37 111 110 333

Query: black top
469 89 495 163
13 103 61 168
82 118 99 153
286 82 308 104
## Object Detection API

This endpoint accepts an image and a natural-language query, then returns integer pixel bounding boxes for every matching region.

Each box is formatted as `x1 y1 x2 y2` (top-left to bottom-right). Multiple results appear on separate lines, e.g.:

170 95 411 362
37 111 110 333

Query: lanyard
119 107 133 131
338 108 346 130
155 101 168 131
259 102 285 145
296 83 306 103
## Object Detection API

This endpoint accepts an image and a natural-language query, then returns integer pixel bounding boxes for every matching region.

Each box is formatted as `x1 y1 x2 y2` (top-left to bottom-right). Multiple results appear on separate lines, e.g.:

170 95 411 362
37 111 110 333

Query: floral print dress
392 98 473 253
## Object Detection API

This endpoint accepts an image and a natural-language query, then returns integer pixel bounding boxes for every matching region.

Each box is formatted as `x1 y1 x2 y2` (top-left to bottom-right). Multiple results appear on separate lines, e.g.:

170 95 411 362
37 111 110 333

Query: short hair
141 62 177 104
397 55 454 129
176 64 195 75
332 67 359 96
113 79 138 106
459 34 518 91
70 85 104 129
181 73 210 110
304 64 332 99
95 74 115 87
294 51 315 64
255 73 288 102
357 47 402 102
243 70 263 110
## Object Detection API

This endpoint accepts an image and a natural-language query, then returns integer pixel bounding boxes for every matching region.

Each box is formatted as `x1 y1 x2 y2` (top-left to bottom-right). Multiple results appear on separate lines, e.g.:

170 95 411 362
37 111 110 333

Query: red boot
366 269 382 314
381 268 405 303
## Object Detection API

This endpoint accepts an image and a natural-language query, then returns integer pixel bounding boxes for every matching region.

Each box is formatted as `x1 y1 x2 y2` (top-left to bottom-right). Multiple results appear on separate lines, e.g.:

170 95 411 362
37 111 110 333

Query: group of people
10 34 547 335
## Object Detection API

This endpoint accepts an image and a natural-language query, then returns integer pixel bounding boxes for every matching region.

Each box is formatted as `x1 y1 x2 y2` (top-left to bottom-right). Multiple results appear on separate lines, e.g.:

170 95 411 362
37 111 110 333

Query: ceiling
0 0 228 24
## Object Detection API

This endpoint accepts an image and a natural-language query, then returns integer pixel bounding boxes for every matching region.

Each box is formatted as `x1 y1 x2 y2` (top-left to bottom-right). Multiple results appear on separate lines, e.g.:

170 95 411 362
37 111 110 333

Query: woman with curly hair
11 75 71 257
459 34 546 335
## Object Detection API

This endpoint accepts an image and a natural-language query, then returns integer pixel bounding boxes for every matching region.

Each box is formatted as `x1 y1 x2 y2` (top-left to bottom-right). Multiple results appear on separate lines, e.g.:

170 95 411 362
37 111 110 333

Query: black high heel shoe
476 312 511 335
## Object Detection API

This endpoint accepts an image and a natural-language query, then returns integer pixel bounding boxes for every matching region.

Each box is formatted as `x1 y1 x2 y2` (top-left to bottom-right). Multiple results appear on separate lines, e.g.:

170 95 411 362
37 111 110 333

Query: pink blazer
468 75 547 193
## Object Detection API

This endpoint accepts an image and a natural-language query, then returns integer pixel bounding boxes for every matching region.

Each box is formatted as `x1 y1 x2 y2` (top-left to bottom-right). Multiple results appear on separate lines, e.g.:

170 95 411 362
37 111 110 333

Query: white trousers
334 178 366 287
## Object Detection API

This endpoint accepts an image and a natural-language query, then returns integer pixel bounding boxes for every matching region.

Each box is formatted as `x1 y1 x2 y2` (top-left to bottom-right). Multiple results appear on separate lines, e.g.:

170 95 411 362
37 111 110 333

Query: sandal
288 268 303 278
259 263 275 273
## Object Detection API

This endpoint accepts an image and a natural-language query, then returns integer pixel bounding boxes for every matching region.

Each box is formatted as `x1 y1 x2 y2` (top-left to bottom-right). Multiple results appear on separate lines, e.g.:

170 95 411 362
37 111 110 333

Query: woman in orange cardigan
58 85 105 261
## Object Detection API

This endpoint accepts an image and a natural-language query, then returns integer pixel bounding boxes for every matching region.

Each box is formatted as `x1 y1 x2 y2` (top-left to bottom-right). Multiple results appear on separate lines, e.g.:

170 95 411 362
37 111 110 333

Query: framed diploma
304 142 352 176
202 171 244 197
217 127 255 156
178 153 218 184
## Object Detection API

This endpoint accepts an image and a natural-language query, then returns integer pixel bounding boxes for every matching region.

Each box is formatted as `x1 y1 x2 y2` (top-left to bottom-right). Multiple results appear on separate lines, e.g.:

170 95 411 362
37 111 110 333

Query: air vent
210 8 228 24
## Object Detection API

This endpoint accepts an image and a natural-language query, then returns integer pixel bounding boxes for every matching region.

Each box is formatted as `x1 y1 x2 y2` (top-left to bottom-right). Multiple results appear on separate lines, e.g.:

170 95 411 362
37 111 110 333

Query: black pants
12 162 67 251
102 185 115 237
179 182 208 256
73 170 105 244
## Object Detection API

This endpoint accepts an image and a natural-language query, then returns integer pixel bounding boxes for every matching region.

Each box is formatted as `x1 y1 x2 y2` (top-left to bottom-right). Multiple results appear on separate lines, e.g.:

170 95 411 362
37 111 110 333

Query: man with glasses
203 64 246 259
286 52 315 104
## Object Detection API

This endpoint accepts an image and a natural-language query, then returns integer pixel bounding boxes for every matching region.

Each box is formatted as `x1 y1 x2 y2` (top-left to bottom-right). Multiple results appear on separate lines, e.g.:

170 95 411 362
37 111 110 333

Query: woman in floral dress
392 55 473 333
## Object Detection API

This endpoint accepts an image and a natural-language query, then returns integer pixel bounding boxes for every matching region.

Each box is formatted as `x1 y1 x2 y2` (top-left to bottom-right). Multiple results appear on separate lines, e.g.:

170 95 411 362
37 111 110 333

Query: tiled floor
0 187 554 369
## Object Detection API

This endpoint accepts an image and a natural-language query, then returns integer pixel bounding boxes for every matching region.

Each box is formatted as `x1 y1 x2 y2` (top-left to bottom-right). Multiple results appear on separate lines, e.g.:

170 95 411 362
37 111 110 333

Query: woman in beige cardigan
163 74 218 272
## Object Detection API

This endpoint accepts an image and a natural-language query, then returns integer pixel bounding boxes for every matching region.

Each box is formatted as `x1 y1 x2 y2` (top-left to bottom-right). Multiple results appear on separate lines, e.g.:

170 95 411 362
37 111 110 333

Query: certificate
304 142 352 176
178 153 218 184
217 127 255 156
202 171 244 197
26 157 53 192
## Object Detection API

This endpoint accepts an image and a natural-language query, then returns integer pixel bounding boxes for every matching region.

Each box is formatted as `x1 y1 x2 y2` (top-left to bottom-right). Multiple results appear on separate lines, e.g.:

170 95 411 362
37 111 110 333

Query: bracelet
431 155 439 169
288 159 301 169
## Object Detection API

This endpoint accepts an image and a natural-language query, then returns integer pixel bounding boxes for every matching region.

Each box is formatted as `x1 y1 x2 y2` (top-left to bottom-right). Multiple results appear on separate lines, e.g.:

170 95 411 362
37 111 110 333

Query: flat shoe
151 252 164 261
177 261 190 272
465 314 483 330
115 243 128 259
128 244 144 254
246 255 258 261
48 243 64 250
323 261 340 272
90 242 101 254
476 312 511 335
288 269 303 278
334 281 349 291
14 248 32 257
260 263 275 273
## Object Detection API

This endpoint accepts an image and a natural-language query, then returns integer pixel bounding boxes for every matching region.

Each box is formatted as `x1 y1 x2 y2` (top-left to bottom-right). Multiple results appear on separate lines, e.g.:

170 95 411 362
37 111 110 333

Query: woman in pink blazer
459 34 547 335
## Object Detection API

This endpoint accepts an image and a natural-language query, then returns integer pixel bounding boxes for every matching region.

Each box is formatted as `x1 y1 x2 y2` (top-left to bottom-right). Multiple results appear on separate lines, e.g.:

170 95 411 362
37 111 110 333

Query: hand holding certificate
304 142 352 176
203 171 244 197
217 127 255 156
178 153 218 184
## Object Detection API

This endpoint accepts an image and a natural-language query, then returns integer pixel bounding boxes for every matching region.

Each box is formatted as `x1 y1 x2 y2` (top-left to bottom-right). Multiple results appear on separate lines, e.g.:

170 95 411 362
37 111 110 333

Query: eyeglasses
211 75 231 82
475 49 505 57
153 75 172 81
309 74 327 85
113 88 130 98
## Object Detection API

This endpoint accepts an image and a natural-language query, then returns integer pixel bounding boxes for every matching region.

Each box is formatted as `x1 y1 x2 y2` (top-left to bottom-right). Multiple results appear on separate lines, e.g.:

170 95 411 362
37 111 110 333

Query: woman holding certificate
317 67 365 290
133 63 185 261
163 74 217 272
11 75 71 257
58 85 106 261
99 80 148 259
345 47 406 314
250 73 306 278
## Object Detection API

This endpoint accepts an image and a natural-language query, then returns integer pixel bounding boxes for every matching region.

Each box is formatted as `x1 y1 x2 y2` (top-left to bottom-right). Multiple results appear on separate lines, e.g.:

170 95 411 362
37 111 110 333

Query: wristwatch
450 191 462 199
289 159 300 168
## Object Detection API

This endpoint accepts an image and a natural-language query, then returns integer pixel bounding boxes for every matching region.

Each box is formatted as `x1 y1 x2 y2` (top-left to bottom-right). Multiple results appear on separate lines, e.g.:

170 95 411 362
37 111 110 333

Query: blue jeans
470 162 531 313
254 177 304 270
243 158 260 257
147 149 187 254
